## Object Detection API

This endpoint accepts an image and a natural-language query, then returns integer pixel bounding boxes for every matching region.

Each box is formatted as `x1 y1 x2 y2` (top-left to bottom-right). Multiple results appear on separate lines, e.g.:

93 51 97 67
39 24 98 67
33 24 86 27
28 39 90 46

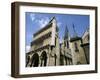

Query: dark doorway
41 51 47 66
30 53 39 67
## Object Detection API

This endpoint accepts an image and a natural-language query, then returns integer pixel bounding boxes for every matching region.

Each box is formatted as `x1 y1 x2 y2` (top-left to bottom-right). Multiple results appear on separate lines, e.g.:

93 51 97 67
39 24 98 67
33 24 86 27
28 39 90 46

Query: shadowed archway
40 51 47 66
30 53 39 67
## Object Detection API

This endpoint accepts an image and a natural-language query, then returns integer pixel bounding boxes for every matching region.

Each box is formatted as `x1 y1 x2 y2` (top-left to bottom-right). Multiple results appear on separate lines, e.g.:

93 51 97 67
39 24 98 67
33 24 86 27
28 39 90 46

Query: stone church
26 17 89 67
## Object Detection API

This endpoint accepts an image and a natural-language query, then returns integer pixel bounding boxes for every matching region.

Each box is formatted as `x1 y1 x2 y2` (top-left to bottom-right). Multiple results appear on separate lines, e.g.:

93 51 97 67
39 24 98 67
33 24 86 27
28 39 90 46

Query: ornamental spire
72 24 77 37
64 25 69 40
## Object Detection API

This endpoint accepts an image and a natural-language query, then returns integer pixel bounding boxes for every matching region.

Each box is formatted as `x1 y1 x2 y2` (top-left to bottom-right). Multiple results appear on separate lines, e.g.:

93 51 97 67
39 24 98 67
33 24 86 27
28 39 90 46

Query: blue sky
25 12 89 52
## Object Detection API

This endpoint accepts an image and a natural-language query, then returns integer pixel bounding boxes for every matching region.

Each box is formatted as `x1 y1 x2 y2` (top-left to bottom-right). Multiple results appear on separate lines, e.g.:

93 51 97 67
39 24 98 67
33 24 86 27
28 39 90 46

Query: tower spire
72 24 77 37
64 25 69 40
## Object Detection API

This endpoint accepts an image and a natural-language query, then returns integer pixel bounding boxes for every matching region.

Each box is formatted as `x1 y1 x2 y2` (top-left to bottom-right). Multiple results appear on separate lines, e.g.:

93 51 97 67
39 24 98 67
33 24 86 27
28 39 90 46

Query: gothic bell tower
70 24 87 65
61 26 73 65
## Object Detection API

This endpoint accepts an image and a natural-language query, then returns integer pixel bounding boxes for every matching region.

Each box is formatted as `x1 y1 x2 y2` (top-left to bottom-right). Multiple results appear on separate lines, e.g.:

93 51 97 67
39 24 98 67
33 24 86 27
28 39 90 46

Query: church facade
26 17 89 67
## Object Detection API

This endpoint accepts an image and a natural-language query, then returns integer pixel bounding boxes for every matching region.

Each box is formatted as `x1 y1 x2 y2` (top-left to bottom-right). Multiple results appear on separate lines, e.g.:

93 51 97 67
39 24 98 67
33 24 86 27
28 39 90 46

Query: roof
70 36 81 42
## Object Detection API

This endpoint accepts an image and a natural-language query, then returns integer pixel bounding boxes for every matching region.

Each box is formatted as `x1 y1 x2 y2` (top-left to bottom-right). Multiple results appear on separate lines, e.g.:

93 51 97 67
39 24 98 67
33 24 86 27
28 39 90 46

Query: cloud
35 16 61 28
57 22 62 27
30 13 49 28
26 45 31 53
30 13 62 28
56 17 62 27
30 13 35 21
36 17 49 28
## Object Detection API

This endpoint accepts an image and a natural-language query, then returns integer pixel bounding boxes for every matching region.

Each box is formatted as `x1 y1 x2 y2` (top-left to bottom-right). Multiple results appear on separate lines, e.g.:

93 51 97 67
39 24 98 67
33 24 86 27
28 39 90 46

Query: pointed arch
31 53 39 67
40 51 47 66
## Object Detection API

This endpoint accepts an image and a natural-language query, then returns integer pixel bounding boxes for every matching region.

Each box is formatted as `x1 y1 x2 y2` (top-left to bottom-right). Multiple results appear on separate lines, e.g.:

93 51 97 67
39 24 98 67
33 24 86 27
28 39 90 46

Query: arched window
87 35 89 41
66 41 69 48
74 42 79 52
64 41 66 47
55 38 56 46
54 54 57 66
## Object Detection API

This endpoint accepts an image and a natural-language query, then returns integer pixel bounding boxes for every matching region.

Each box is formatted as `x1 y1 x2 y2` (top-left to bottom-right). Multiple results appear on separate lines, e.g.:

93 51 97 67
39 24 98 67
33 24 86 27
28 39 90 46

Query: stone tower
48 17 60 66
70 24 87 65
60 26 73 65
26 17 60 67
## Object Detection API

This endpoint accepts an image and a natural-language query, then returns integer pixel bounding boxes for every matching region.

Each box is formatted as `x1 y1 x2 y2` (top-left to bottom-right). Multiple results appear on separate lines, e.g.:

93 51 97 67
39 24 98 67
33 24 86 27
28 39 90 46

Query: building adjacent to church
26 17 89 67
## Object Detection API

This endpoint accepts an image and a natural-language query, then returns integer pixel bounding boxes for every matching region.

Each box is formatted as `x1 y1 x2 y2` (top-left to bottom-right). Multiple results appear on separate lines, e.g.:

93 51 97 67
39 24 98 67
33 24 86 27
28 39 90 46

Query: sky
25 12 89 52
